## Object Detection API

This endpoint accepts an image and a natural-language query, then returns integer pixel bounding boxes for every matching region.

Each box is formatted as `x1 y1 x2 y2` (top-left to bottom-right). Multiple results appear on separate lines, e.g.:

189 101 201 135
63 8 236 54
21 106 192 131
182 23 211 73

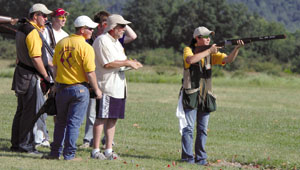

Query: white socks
92 148 100 156
105 149 112 156
92 148 112 157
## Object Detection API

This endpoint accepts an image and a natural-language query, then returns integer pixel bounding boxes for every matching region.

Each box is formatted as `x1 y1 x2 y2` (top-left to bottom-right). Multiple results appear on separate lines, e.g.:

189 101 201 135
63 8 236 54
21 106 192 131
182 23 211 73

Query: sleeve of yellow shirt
183 47 193 69
25 29 43 58
211 52 227 66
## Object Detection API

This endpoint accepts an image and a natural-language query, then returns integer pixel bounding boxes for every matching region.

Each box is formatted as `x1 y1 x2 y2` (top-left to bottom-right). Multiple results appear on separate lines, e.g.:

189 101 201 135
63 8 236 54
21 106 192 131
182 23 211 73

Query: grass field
0 60 299 169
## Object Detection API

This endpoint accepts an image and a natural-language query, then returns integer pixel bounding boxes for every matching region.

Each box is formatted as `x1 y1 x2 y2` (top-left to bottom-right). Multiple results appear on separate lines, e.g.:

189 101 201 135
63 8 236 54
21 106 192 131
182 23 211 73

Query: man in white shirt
37 8 69 148
80 11 138 149
91 14 142 160
44 8 69 67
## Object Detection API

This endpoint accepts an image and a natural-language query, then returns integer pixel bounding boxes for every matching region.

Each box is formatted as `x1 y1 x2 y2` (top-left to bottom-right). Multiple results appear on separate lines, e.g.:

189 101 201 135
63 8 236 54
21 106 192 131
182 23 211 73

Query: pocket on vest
182 90 198 110
203 91 217 112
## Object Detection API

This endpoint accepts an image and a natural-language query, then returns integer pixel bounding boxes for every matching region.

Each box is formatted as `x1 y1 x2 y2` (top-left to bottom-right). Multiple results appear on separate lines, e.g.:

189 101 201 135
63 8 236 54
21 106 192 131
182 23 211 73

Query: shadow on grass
120 153 181 162
0 152 45 159
0 137 48 159
0 138 11 152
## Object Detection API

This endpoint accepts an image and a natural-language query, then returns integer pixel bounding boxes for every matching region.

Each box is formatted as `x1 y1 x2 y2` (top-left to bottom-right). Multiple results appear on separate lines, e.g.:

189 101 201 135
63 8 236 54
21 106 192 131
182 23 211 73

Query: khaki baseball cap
74 15 98 28
104 14 131 33
193 26 215 38
29 3 52 14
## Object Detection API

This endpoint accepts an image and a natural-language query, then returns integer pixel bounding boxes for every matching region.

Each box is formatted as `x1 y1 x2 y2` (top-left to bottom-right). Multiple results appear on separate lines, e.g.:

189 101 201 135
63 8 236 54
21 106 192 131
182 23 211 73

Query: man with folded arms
91 14 142 160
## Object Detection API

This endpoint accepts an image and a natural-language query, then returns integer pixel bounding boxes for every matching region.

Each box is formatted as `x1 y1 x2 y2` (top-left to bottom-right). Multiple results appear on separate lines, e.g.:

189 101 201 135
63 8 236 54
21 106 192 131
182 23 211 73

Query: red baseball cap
53 8 69 16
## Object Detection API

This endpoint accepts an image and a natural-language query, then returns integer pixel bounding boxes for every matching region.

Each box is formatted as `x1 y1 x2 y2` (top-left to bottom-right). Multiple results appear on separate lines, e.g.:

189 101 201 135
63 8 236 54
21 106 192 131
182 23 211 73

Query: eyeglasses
84 27 94 31
58 16 67 20
117 24 126 28
198 35 211 39
37 12 47 18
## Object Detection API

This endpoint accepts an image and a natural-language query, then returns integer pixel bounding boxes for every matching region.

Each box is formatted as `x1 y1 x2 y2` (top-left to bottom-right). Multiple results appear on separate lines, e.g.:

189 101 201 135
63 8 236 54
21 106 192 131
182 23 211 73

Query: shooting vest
12 20 48 94
182 52 216 112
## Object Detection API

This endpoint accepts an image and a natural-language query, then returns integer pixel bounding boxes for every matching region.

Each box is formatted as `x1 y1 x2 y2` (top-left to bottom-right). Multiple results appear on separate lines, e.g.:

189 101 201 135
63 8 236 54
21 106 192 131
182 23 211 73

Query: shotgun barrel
194 34 286 53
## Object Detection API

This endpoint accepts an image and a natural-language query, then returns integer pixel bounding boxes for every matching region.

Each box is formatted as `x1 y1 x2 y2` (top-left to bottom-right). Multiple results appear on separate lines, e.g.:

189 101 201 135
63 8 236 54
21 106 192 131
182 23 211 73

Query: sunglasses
58 16 67 20
84 27 94 31
37 12 47 18
198 35 211 39
117 24 126 28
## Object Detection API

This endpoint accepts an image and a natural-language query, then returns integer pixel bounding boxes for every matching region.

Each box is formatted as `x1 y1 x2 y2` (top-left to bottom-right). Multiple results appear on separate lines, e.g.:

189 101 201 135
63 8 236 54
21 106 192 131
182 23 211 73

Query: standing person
80 11 109 149
36 8 69 148
43 15 102 160
91 14 142 160
180 26 244 165
44 8 69 67
80 11 137 149
10 3 52 154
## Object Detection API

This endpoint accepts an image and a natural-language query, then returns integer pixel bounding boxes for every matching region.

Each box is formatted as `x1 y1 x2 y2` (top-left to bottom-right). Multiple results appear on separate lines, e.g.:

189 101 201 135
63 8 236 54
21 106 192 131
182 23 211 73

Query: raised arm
222 40 244 64
123 25 137 44
186 44 219 64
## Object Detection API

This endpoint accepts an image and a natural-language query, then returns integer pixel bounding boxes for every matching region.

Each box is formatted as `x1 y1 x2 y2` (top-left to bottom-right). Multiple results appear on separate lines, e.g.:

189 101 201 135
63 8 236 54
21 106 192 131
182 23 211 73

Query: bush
248 61 281 76
0 38 16 59
128 48 182 67
212 66 225 77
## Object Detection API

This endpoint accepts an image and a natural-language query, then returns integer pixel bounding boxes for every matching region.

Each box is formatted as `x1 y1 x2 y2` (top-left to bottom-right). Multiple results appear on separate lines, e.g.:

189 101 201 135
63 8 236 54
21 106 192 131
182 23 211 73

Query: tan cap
29 3 52 14
193 26 215 38
74 15 98 28
104 14 131 33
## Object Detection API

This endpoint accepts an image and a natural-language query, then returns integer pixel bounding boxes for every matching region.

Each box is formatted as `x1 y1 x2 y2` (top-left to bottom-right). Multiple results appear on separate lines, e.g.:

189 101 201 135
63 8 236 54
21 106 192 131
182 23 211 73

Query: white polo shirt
93 32 127 99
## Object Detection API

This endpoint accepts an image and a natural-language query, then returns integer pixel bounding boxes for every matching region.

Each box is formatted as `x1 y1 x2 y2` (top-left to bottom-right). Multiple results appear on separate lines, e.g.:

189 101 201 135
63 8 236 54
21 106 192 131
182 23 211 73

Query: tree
123 0 182 49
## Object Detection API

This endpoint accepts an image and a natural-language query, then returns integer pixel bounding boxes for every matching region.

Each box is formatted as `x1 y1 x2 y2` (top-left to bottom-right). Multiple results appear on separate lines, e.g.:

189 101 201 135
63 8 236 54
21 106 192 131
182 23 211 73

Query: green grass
0 63 300 169
0 59 15 78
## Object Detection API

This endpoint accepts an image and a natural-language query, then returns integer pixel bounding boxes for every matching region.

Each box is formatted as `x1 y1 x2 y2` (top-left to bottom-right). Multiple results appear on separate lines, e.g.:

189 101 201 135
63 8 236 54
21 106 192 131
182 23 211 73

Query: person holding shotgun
180 26 244 165
10 3 52 154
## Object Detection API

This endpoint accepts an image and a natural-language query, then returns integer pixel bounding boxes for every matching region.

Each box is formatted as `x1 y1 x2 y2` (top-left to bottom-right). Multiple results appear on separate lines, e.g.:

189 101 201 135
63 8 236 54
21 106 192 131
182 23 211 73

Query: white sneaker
91 151 106 160
40 140 50 147
105 152 119 160
35 140 50 148
79 142 90 149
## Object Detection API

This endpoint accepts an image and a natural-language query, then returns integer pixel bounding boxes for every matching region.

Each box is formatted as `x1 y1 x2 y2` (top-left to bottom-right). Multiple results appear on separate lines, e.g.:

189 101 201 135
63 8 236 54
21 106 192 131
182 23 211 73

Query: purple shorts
96 94 126 119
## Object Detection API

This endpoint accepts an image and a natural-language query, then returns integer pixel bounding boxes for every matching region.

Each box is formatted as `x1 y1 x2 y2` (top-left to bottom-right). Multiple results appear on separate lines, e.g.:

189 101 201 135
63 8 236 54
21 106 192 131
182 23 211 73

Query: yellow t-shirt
26 21 43 58
53 34 96 84
183 46 227 69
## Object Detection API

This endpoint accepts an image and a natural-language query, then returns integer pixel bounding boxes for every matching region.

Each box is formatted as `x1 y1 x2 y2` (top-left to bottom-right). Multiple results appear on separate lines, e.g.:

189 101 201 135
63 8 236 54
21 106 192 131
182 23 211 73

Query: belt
57 82 88 88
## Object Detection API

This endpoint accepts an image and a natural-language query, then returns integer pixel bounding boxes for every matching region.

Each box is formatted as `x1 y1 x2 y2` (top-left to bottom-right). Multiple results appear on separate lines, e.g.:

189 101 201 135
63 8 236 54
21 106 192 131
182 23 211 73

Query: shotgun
195 34 286 52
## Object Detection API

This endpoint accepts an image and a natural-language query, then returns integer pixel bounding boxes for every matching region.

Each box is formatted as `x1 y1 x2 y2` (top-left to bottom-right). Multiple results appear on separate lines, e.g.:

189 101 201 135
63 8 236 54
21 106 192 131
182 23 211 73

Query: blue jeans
181 109 209 165
50 84 89 160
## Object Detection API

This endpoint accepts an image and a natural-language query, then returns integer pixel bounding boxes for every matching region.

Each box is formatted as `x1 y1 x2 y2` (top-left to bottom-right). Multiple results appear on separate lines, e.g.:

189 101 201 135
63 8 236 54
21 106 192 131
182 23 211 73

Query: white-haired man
91 14 142 160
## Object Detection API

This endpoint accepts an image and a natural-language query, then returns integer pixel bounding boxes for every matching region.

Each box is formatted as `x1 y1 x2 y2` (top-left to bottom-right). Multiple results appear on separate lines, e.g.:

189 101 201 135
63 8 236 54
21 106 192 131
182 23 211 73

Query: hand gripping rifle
195 34 286 53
